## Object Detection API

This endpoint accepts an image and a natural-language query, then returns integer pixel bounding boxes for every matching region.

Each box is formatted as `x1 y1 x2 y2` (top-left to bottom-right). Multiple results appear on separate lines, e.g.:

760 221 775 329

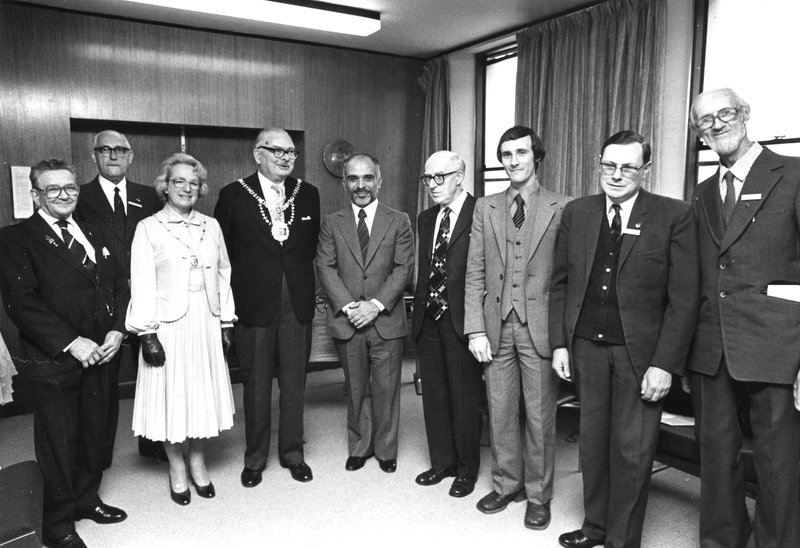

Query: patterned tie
610 204 622 241
357 208 369 261
722 171 736 226
427 207 451 321
113 186 126 230
56 220 95 273
512 194 525 230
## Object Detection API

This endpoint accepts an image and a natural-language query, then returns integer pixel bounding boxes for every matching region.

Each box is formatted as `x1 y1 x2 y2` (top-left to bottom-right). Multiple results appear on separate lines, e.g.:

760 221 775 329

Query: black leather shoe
75 503 127 524
240 467 262 487
378 458 397 473
170 486 191 505
191 479 215 498
282 461 313 482
524 501 551 530
345 454 373 471
449 476 476 498
558 530 605 548
46 532 87 548
138 437 167 461
415 467 456 486
476 490 526 514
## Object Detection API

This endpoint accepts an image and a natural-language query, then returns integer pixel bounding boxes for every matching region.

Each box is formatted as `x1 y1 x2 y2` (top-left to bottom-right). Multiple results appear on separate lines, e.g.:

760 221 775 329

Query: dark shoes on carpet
170 486 191 506
75 503 127 524
45 531 87 548
345 454 373 471
240 467 263 487
524 501 551 530
378 459 397 473
558 530 605 548
475 490 526 514
448 476 476 498
281 461 313 482
415 467 456 485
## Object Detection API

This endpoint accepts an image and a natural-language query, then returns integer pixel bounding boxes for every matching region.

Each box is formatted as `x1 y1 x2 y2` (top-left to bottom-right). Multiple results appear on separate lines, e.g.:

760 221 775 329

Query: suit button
363 275 367 280
496 297 500 303
512 283 518 288
500 274 503 280
719 291 727 298
719 263 727 270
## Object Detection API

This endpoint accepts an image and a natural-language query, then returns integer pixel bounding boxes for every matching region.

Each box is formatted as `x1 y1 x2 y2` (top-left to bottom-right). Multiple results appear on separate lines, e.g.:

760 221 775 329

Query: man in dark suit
316 153 414 473
689 88 800 548
75 129 161 465
215 127 319 486
464 126 570 530
549 131 698 548
1 159 129 548
412 150 482 497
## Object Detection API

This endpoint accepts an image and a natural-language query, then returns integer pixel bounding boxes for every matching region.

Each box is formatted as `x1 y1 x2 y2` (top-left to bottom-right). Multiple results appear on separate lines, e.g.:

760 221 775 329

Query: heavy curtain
417 56 450 213
515 0 666 197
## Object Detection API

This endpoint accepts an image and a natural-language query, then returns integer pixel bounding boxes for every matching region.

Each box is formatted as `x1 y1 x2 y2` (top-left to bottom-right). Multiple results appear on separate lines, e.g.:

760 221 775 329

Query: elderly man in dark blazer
215 127 320 486
689 88 800 548
1 159 129 548
316 153 414 473
75 129 161 465
464 126 570 530
412 151 482 498
550 131 698 548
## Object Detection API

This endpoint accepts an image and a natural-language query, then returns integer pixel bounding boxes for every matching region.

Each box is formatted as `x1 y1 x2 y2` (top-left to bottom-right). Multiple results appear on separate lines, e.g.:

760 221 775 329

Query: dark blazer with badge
690 149 800 383
215 173 320 325
549 190 699 380
75 177 160 278
0 214 129 378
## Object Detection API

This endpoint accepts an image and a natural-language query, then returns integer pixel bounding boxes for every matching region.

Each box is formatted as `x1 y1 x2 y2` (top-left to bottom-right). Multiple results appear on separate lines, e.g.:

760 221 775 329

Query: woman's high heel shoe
191 478 215 499
170 485 191 505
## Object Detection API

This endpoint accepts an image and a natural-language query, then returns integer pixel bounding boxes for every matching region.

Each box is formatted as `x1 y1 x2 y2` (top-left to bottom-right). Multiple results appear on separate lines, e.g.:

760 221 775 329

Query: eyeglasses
256 145 300 160
419 170 460 187
169 178 201 189
600 162 644 178
694 107 739 131
33 185 80 199
93 146 131 157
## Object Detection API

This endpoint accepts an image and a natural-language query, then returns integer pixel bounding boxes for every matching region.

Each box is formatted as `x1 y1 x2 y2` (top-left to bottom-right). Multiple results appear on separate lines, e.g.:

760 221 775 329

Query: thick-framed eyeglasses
169 178 201 190
93 146 131 157
695 107 739 131
600 162 644 178
256 145 300 160
419 170 460 187
33 185 80 199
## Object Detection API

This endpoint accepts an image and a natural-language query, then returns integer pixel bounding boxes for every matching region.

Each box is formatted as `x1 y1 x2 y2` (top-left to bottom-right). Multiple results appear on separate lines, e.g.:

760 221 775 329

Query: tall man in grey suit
316 153 414 473
464 126 570 530
412 151 482 498
689 88 800 548
550 131 698 548
216 127 320 486
75 130 161 465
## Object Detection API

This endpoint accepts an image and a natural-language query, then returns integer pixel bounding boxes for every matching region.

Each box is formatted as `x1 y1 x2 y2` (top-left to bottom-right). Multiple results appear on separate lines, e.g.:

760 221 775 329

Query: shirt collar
163 203 202 225
98 175 127 190
721 141 763 183
351 199 379 220
440 189 468 219
505 179 540 208
38 208 74 227
257 171 284 189
605 191 639 215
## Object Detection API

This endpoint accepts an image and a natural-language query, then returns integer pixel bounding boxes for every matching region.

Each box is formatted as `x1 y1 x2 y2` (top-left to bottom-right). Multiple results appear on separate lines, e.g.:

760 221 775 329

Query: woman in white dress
126 153 236 505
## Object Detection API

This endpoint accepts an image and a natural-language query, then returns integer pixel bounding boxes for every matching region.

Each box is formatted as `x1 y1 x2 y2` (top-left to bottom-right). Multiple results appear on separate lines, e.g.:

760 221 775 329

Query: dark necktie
357 208 369 261
722 171 736 226
427 207 451 321
610 204 622 241
56 219 95 273
113 186 126 230
512 194 525 230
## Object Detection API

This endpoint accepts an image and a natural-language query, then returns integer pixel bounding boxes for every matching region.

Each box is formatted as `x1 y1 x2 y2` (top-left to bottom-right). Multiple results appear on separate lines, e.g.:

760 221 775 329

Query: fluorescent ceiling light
123 0 381 36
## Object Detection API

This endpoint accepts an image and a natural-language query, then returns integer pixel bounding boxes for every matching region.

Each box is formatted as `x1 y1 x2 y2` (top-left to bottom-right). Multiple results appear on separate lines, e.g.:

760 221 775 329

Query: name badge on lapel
741 193 762 201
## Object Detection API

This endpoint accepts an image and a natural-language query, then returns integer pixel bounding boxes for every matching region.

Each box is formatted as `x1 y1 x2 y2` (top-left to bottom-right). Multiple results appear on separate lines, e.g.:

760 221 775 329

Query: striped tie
427 207 451 320
513 194 525 229
357 208 369 261
56 220 95 273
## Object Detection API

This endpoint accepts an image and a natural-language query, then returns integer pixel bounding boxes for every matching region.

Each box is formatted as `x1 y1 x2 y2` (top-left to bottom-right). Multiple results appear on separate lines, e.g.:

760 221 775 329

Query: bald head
422 150 465 207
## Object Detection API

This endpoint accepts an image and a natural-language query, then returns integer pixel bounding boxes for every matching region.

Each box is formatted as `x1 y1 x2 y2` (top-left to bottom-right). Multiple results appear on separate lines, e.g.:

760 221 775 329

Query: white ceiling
17 0 596 58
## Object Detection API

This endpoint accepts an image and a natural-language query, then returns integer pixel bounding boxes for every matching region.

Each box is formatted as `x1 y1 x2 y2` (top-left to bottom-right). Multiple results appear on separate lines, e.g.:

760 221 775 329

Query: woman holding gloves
126 153 236 505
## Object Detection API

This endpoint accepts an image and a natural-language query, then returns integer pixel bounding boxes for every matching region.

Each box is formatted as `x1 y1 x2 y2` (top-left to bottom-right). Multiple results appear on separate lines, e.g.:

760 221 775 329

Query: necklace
238 178 302 244
156 214 207 267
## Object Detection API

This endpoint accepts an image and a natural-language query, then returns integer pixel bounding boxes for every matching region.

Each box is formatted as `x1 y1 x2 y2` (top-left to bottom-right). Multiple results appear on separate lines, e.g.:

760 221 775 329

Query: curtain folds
417 56 450 213
515 0 666 198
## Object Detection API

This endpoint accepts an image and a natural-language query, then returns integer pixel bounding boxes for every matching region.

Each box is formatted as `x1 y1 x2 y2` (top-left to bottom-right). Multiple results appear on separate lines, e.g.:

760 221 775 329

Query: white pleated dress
126 205 236 443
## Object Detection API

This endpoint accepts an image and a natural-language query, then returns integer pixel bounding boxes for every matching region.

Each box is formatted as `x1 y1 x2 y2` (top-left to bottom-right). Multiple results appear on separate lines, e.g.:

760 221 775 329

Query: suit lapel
583 196 603 281
448 194 474 248
27 215 96 283
720 153 782 254
365 204 391 267
618 191 649 271
83 179 125 243
525 188 555 261
418 208 436 262
337 208 365 268
488 193 507 265
696 173 724 248
239 173 276 250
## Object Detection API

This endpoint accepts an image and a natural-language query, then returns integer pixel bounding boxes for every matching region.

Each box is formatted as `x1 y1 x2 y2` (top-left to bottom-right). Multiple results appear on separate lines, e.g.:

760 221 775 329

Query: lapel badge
45 235 58 247
635 221 642 229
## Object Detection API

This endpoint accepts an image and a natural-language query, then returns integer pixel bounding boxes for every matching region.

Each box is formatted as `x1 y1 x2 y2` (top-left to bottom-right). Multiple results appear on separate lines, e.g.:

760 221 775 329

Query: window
480 46 517 196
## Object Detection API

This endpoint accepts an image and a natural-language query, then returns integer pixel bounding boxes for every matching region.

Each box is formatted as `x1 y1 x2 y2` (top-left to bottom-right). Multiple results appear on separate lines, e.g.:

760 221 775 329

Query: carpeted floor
0 360 711 547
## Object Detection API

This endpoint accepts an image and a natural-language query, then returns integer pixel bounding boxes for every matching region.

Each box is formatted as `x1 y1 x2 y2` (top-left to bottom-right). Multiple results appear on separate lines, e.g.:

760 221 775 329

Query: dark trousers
236 281 310 470
29 363 110 541
573 337 663 548
335 327 403 460
691 361 800 548
100 355 119 469
417 309 482 479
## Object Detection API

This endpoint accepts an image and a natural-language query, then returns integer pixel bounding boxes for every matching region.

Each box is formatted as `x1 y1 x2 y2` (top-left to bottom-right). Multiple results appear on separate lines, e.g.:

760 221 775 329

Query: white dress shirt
431 189 468 251
605 191 639 231
718 141 763 203
98 175 128 214
38 209 97 263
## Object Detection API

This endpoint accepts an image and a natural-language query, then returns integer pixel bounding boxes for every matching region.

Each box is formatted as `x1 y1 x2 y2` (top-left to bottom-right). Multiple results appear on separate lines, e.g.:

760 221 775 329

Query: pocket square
301 216 311 221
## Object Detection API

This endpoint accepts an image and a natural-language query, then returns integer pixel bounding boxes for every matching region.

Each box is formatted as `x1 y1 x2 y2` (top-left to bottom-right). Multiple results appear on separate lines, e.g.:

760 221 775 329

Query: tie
427 207 451 321
512 194 525 230
722 171 736 226
271 183 285 205
610 204 622 241
113 186 126 230
56 220 95 273
357 208 369 261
